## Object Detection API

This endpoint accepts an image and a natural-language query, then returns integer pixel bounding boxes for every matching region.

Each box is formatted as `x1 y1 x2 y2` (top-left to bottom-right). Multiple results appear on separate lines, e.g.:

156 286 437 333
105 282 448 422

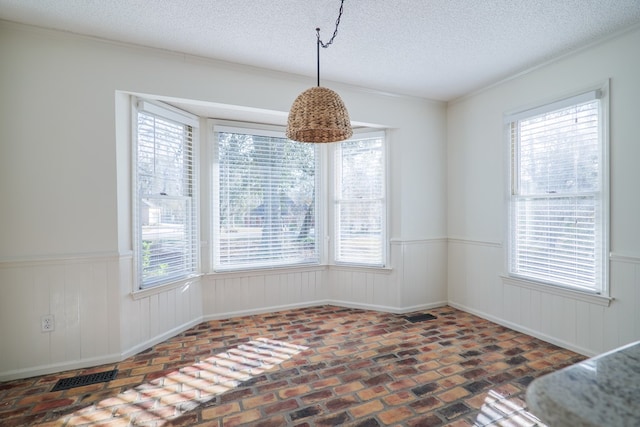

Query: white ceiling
2 0 640 101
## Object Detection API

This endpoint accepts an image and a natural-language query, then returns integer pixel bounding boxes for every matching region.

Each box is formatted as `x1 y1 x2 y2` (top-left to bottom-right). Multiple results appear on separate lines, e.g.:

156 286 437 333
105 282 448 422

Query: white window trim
501 275 613 307
209 120 323 272
208 121 389 273
503 81 610 300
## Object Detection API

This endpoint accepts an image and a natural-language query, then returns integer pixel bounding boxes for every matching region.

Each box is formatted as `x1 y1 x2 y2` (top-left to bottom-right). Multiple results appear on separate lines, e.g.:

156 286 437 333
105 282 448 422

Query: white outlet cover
41 315 55 332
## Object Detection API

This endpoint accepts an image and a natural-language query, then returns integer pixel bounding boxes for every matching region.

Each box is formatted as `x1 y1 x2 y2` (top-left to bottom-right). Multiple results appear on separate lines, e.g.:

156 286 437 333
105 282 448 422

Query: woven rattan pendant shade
286 86 352 143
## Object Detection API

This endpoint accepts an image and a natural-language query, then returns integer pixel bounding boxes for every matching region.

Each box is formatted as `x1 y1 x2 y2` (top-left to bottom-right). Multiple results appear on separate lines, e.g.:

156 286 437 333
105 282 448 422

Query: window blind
213 127 318 270
334 134 386 266
509 94 603 292
136 104 198 287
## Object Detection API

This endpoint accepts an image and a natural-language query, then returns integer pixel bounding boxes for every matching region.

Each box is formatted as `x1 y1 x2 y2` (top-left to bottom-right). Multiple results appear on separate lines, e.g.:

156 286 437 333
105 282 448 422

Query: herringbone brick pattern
0 306 585 426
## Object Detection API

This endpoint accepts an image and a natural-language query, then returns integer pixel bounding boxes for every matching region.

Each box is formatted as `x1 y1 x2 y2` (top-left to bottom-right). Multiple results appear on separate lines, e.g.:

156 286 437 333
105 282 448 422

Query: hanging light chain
316 0 345 48
287 0 353 143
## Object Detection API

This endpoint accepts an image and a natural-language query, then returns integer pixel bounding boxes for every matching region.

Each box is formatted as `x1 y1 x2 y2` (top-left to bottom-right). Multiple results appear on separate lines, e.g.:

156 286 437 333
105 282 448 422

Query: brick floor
0 306 585 426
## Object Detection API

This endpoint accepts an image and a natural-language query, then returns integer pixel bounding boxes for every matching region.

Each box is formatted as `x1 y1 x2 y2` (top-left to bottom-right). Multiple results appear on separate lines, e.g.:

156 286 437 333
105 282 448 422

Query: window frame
505 83 610 297
330 130 388 268
208 121 389 273
132 99 200 290
210 121 322 272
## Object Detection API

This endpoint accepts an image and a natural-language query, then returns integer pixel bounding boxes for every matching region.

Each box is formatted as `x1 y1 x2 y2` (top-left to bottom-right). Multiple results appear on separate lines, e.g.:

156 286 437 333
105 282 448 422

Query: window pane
136 108 197 288
335 136 385 266
512 196 596 290
137 115 193 197
337 200 384 264
140 196 195 283
339 140 384 198
214 131 318 270
518 101 599 195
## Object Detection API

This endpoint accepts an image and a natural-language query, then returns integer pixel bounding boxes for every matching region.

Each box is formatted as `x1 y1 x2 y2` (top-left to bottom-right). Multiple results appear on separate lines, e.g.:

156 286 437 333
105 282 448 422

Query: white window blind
135 101 198 288
508 90 606 292
334 133 386 266
213 126 318 270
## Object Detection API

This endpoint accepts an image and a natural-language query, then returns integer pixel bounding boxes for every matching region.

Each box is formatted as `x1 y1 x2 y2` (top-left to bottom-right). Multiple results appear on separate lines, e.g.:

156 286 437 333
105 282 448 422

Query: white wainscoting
201 267 328 320
0 253 122 381
448 238 640 356
119 260 204 360
1 238 449 380
396 238 448 311
327 265 398 312
447 238 504 319
328 239 448 313
201 239 448 319
0 253 204 381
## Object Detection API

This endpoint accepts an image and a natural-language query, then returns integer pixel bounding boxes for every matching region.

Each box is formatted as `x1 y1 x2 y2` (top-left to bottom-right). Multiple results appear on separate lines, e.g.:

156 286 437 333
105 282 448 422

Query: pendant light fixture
286 0 353 143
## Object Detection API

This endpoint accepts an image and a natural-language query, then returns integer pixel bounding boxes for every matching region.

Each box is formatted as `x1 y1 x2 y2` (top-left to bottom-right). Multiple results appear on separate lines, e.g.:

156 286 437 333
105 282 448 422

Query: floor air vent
404 313 437 323
51 369 118 391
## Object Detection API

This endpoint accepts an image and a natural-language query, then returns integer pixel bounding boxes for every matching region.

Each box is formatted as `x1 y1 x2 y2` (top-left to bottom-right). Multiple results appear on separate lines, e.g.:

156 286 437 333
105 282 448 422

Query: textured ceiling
2 0 640 101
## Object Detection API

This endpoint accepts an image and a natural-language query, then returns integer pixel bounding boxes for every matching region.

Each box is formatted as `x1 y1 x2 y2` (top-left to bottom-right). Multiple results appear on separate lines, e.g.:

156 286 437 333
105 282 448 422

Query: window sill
204 263 393 279
500 275 613 307
207 264 327 279
329 264 393 274
131 274 202 300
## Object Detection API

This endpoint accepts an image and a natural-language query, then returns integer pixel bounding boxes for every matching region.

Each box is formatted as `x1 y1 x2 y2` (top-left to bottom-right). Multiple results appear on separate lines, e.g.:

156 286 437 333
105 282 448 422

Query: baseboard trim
399 301 449 313
447 301 596 357
0 354 122 382
0 318 204 382
329 300 448 315
201 300 331 322
1 300 450 381
202 299 449 321
120 317 204 360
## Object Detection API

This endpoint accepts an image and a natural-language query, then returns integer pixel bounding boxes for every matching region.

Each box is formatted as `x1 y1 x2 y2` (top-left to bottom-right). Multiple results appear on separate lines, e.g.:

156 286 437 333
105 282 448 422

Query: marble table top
526 340 640 427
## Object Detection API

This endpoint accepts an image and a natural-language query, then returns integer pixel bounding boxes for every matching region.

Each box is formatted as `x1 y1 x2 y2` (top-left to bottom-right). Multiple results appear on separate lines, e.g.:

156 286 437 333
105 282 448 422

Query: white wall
447 26 640 356
3 19 639 383
0 21 448 380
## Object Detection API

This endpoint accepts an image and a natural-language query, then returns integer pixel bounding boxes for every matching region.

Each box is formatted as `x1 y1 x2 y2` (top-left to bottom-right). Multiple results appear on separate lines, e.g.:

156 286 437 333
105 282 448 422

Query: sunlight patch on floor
474 389 545 427
57 338 308 426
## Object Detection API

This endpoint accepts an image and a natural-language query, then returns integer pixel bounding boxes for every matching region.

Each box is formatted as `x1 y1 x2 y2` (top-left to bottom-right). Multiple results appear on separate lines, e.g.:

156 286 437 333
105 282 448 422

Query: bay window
132 100 388 281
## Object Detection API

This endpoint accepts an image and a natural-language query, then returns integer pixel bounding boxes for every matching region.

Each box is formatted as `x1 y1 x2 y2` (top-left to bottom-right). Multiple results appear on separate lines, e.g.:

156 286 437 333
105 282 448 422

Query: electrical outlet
41 314 55 332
